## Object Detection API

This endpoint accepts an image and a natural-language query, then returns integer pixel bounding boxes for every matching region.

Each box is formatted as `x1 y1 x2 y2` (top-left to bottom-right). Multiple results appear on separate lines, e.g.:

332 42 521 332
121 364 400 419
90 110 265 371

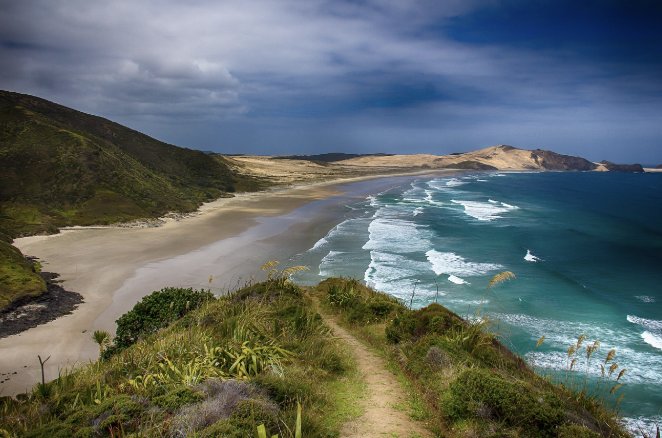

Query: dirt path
313 299 432 438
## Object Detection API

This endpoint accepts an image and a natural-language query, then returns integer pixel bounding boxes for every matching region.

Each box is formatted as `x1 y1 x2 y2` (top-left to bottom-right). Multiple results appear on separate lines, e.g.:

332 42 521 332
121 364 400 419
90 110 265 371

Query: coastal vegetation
0 273 634 437
0 241 46 311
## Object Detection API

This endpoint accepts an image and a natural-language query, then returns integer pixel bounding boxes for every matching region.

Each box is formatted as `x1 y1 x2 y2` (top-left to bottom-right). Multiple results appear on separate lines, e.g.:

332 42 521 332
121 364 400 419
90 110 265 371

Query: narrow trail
312 297 432 438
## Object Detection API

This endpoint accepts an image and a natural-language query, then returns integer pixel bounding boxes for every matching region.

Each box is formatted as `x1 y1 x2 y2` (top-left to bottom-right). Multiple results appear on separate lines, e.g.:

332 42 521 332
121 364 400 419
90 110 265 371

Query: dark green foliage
232 278 303 302
114 287 214 350
252 372 315 407
385 312 417 343
232 399 279 432
202 419 255 438
153 386 203 411
559 424 603 437
443 367 565 437
385 302 463 344
322 277 403 324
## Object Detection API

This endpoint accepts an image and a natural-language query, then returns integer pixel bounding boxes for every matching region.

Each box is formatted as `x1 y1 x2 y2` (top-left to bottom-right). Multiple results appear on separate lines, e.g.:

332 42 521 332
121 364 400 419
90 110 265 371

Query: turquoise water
290 171 662 429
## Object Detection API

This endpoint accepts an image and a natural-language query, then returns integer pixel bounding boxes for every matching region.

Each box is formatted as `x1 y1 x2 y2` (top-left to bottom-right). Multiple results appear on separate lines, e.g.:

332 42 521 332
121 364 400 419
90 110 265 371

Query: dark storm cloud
1 0 660 162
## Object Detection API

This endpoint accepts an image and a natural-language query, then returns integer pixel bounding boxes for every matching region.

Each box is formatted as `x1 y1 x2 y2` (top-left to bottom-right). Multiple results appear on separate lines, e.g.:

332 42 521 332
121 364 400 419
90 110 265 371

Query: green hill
0 90 238 237
0 276 632 437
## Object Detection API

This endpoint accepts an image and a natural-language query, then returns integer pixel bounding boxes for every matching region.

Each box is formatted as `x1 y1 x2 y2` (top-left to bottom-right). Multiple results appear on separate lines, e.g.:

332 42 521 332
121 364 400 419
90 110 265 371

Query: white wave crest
446 178 467 187
635 296 656 303
426 250 503 277
311 237 328 251
448 275 469 285
450 199 518 221
413 207 424 216
642 332 662 350
364 251 430 300
524 249 541 262
363 218 430 253
627 315 662 331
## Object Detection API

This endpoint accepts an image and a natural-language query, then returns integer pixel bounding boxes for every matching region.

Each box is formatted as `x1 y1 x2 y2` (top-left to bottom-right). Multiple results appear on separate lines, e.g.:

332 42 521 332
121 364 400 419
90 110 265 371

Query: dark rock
441 160 498 170
530 150 598 171
600 161 645 173
0 271 83 339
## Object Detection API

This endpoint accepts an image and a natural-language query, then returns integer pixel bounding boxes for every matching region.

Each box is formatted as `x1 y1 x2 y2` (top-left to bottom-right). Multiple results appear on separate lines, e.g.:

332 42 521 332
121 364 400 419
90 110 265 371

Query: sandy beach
1 171 454 396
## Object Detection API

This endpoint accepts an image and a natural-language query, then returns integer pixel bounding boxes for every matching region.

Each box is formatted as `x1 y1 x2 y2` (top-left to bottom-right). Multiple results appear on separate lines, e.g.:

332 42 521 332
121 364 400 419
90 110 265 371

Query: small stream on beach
289 171 662 432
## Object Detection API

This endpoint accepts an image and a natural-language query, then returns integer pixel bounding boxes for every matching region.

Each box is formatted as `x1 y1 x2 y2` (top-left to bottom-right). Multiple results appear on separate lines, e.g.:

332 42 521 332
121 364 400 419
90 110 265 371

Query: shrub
114 287 214 350
152 386 203 411
442 367 565 437
385 312 416 343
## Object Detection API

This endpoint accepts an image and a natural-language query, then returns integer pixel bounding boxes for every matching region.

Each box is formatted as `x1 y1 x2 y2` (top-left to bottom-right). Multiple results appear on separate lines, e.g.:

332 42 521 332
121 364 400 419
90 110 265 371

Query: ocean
289 171 662 430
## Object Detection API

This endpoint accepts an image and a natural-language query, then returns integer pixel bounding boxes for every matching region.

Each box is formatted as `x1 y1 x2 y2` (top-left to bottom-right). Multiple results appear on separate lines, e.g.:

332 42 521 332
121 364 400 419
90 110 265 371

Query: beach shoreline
1 169 456 396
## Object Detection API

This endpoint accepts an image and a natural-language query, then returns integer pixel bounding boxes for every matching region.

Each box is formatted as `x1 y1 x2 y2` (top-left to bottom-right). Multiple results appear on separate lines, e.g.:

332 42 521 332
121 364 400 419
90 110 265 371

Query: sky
1 0 661 164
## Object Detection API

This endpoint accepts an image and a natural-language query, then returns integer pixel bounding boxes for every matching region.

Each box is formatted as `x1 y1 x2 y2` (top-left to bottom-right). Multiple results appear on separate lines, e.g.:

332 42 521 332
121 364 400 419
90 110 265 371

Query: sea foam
524 249 541 262
426 250 503 279
642 332 662 350
448 275 469 285
450 199 518 221
363 217 430 253
627 315 662 331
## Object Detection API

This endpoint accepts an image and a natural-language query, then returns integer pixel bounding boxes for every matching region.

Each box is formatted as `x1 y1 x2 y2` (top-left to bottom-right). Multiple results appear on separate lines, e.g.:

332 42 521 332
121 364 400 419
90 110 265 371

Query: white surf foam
364 251 431 301
413 207 424 216
426 250 503 278
367 195 379 207
311 237 328 251
635 296 656 303
524 249 541 262
627 315 662 331
363 217 430 253
450 199 518 221
448 275 469 285
642 332 662 350
446 178 467 187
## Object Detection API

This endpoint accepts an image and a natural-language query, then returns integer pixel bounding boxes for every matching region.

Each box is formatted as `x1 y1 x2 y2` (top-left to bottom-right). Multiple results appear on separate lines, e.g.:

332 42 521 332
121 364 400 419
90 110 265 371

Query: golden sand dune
226 145 606 182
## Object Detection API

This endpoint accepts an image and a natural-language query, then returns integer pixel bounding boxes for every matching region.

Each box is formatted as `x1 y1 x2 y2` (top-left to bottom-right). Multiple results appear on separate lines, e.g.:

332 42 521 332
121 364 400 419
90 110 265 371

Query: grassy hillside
0 276 633 437
0 90 239 236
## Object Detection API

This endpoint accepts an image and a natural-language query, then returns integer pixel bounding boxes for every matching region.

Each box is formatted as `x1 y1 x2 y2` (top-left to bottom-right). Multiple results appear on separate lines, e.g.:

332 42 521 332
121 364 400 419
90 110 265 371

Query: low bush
113 287 214 350
442 367 565 437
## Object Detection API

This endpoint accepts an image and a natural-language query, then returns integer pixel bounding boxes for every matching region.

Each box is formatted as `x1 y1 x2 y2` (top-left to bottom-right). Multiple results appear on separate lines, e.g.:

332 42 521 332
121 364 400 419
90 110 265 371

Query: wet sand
1 171 454 396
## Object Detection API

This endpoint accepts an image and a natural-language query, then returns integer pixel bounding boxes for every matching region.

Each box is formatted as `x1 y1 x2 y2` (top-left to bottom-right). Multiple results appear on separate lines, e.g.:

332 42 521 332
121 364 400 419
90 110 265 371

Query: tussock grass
0 278 358 437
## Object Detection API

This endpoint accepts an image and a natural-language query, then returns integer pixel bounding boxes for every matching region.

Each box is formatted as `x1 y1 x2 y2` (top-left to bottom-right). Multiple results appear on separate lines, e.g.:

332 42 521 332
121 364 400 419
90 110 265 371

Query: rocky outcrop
600 161 645 173
530 149 598 171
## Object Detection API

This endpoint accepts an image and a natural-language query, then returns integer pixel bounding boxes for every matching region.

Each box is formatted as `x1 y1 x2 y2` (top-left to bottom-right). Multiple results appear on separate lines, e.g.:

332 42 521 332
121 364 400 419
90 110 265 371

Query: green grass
0 241 46 311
